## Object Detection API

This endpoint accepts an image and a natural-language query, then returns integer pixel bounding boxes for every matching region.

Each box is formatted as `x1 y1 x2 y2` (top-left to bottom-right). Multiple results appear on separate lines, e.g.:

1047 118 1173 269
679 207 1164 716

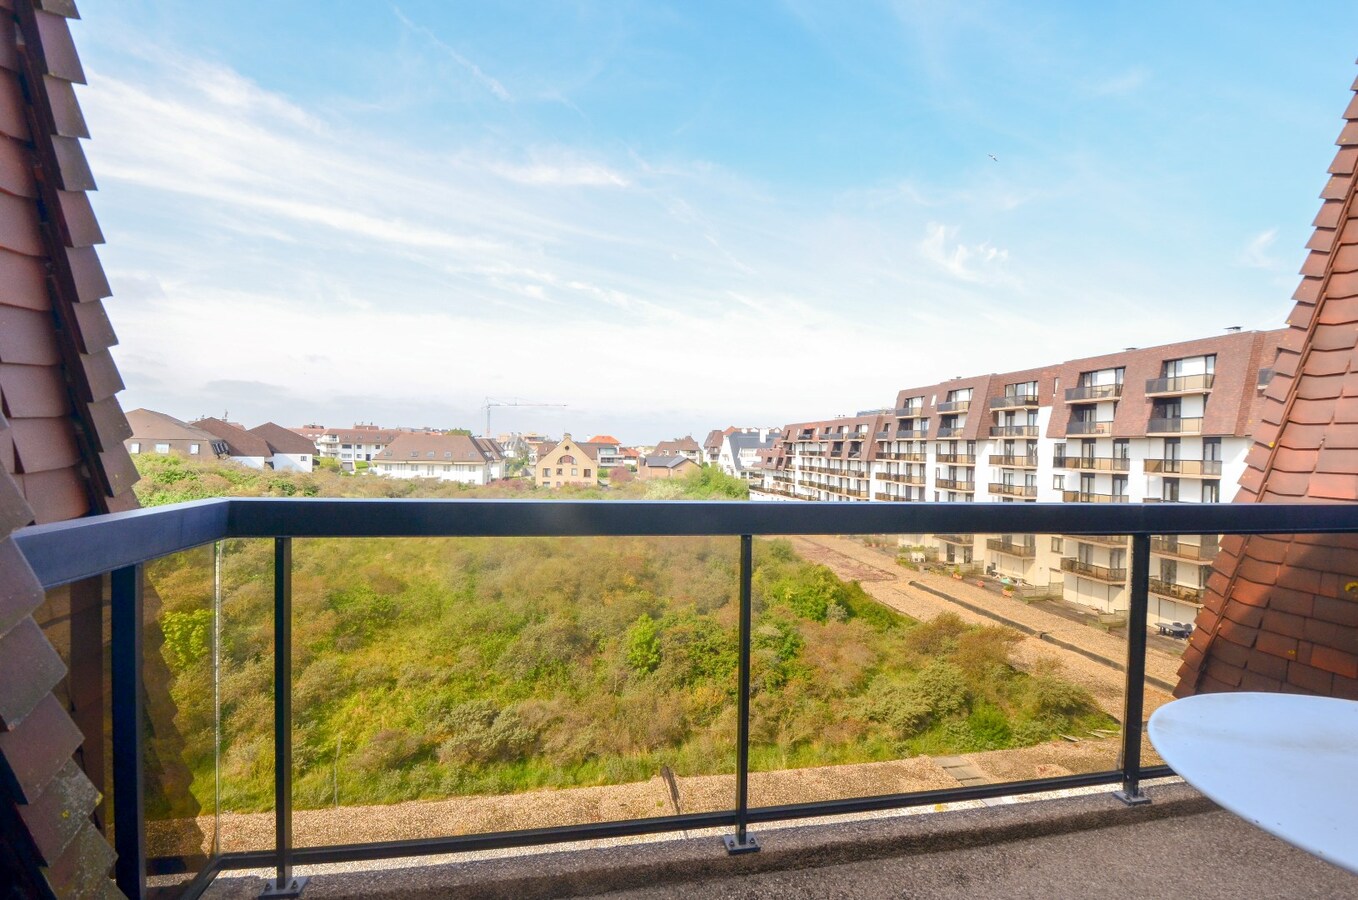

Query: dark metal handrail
14 498 1358 900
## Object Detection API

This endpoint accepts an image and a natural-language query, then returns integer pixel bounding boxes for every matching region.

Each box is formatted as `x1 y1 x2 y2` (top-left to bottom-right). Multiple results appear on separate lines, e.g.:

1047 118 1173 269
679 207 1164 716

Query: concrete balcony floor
203 781 1357 899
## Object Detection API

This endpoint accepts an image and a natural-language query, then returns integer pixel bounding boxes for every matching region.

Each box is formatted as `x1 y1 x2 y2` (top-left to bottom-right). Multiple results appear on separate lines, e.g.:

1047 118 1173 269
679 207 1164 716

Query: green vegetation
138 456 1110 815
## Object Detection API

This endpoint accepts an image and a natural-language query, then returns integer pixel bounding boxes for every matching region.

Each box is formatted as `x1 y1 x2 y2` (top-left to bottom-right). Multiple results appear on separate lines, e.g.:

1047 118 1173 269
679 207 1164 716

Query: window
129 442 140 454
584 469 591 477
300 455 308 462
189 443 200 454
1164 437 1180 461
541 468 549 478
1203 437 1221 461
1051 536 1064 553
1112 475 1128 500
557 467 563 475
1202 481 1220 503
1163 478 1180 502
571 468 578 476
155 442 170 454
1113 439 1129 460
1053 474 1065 490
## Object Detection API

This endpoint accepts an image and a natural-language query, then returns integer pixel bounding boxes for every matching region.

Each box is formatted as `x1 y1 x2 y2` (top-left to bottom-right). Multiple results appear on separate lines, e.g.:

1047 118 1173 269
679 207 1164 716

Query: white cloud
919 222 1012 284
1239 227 1280 269
393 8 512 101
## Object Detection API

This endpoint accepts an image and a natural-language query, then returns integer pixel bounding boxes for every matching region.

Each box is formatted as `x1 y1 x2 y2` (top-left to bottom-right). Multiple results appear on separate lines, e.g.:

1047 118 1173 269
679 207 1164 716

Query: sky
76 1 1358 443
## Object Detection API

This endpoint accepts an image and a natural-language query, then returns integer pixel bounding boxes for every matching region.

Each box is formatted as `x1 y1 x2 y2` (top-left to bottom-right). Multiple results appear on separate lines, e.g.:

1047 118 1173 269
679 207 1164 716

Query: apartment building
309 425 403 469
752 328 1286 624
370 432 504 484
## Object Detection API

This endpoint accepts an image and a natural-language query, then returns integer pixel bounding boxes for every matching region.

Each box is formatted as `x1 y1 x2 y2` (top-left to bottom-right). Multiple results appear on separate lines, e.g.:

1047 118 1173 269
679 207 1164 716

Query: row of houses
744 327 1286 626
125 409 317 471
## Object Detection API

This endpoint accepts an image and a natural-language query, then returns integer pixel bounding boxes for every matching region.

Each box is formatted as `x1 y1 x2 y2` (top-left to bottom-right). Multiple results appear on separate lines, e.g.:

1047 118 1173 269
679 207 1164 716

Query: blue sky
77 2 1358 442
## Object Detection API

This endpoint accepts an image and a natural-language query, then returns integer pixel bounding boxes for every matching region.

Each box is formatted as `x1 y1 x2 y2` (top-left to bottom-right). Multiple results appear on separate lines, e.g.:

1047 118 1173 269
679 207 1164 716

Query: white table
1148 692 1358 874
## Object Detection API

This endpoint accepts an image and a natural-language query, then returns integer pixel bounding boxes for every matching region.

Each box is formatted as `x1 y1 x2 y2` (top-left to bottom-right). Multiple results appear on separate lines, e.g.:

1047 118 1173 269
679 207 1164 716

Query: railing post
262 538 308 897
724 534 759 854
112 565 145 900
1115 533 1152 806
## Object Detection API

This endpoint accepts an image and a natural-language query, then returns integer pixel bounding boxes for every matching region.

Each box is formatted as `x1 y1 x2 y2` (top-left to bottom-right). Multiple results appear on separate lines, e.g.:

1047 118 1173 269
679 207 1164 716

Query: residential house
312 425 403 470
191 417 274 469
719 429 781 482
639 455 700 480
124 408 228 460
370 432 503 484
703 429 727 464
249 422 316 472
584 435 624 470
653 435 702 463
535 434 600 488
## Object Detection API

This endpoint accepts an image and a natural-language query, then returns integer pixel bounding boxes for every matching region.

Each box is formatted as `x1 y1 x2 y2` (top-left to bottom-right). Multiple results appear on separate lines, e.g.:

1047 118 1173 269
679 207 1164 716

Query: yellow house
535 434 600 488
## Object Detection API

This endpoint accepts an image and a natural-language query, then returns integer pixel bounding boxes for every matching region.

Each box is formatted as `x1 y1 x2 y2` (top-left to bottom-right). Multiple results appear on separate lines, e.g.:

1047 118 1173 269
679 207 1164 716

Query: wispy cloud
919 222 1012 285
1085 66 1150 97
393 7 512 101
1239 227 1280 269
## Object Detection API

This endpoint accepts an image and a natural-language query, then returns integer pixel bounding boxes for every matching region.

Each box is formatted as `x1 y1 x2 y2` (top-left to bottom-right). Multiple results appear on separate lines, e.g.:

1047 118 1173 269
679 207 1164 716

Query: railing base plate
723 834 760 855
260 875 309 898
1113 789 1151 807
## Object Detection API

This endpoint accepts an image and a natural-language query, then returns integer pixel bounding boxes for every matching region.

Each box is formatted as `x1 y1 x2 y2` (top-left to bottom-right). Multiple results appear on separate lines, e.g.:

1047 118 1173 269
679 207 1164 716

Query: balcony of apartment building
1143 458 1222 477
1146 417 1204 436
1054 453 1130 471
1064 383 1122 402
934 532 976 545
1062 490 1128 503
936 425 966 438
936 452 977 464
1145 374 1215 396
935 399 971 413
935 477 976 492
872 490 919 501
1148 578 1207 606
989 482 1037 498
989 453 1039 468
875 470 926 486
989 424 1039 438
1070 534 1128 547
879 449 928 462
1150 536 1220 561
986 537 1037 558
1067 420 1114 436
990 392 1040 409
1061 558 1128 583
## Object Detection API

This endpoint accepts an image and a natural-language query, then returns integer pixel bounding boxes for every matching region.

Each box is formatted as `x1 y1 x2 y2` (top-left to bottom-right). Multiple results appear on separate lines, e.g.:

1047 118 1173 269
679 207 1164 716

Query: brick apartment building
753 328 1286 625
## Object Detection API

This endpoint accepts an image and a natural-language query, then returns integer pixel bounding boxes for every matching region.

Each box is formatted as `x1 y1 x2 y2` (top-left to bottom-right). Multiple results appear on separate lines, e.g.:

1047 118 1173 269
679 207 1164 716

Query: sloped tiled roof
249 420 316 455
192 416 272 458
0 3 131 894
127 407 222 445
378 431 497 463
1176 72 1358 700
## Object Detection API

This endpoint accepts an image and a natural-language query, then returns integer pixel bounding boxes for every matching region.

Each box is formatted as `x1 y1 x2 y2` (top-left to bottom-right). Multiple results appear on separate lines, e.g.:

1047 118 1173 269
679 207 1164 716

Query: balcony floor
201 782 1356 899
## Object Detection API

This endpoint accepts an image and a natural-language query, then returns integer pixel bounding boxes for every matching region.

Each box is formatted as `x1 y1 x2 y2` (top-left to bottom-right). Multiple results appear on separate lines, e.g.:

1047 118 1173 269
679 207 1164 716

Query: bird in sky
988 154 998 162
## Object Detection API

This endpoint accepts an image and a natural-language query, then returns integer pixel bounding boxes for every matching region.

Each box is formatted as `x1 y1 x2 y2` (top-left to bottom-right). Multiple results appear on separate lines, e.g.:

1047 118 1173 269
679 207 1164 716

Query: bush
353 729 424 775
436 701 538 766
625 615 661 675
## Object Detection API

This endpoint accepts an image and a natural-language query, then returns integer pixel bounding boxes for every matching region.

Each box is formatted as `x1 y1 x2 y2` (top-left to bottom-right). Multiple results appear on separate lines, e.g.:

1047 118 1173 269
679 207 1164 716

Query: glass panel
747 533 1120 809
141 543 218 895
288 535 737 848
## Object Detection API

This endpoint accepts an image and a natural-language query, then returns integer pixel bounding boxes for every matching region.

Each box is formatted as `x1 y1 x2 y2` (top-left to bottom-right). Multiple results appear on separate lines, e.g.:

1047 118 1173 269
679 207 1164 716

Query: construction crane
482 397 566 437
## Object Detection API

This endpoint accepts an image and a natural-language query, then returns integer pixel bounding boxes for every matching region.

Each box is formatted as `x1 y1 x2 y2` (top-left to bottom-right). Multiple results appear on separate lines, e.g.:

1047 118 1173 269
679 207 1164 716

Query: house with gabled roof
191 417 273 468
124 408 229 461
370 432 503 484
639 454 700 480
653 435 702 463
248 422 317 472
535 434 599 488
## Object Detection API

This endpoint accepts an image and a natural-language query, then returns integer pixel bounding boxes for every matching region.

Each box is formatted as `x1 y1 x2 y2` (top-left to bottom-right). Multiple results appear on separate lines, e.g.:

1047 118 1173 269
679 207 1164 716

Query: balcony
894 405 924 417
1054 456 1130 472
935 478 976 491
1149 578 1207 605
1150 536 1220 560
936 399 971 413
1062 491 1128 503
14 498 1358 899
991 393 1040 409
936 453 977 465
873 491 917 501
936 426 965 438
895 428 928 439
1146 417 1204 436
1145 373 1215 396
1071 534 1127 546
987 538 1036 557
880 451 928 462
989 482 1038 498
1143 458 1222 476
876 471 926 485
1061 558 1128 583
1065 383 1122 402
989 425 1039 438
989 454 1040 468
874 430 893 439
1067 420 1114 436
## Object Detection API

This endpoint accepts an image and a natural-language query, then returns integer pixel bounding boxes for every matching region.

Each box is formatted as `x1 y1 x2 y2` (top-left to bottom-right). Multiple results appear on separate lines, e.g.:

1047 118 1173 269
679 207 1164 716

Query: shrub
353 729 424 775
436 700 538 766
625 615 662 675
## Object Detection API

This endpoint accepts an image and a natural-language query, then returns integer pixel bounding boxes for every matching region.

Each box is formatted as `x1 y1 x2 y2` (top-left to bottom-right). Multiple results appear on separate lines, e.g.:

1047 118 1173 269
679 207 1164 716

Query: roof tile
40 75 87 139
0 538 42 638
19 466 90 522
55 189 102 247
0 307 60 365
69 298 116 353
0 693 80 802
31 10 85 84
0 135 36 199
0 189 44 256
1287 661 1335 694
19 758 99 864
0 364 69 418
0 247 50 311
0 618 65 730
10 416 80 473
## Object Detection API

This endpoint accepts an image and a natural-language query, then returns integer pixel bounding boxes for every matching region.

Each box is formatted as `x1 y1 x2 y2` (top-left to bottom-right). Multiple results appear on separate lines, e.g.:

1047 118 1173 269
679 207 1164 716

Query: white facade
270 452 313 473
369 459 493 484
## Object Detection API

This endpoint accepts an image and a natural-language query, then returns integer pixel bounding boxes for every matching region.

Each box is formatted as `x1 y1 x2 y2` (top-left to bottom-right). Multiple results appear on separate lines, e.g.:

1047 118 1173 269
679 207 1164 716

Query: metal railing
936 400 971 413
1061 558 1128 583
936 426 965 438
936 454 977 464
1148 578 1207 605
989 482 1037 498
1065 384 1122 401
990 394 1040 409
1145 374 1215 395
986 538 1036 557
935 478 976 491
1067 421 1114 435
1143 459 1222 476
989 454 1040 468
14 498 1358 900
1054 456 1130 472
1062 491 1128 504
1149 536 1219 560
989 425 1039 437
1146 417 1204 435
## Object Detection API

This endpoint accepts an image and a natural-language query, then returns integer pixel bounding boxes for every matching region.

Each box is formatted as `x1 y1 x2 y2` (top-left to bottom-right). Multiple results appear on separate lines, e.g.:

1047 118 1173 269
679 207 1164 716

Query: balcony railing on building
896 428 928 439
986 537 1036 557
1148 578 1207 605
989 482 1037 498
1146 417 1204 435
935 478 976 491
1145 374 1215 396
1065 384 1122 402
936 426 965 438
935 400 971 413
875 471 925 485
1061 558 1128 583
1143 458 1222 476
1054 455 1130 471
936 453 976 464
16 497 1358 900
1067 420 1114 436
990 393 1040 409
1062 491 1128 504
872 491 917 502
989 454 1039 468
879 451 928 462
1070 534 1127 547
1149 536 1220 560
989 425 1039 437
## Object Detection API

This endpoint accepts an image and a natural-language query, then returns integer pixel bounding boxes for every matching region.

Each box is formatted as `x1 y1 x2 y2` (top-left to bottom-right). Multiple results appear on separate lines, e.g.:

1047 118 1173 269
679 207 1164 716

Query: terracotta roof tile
0 136 36 198
10 416 80 473
1310 645 1358 679
38 75 87 139
0 618 65 729
55 189 101 247
42 818 116 898
0 539 42 638
18 466 90 523
0 308 60 366
0 247 50 311
0 693 80 803
1293 277 1322 303
0 364 69 418
1306 227 1336 252
65 244 110 302
77 347 124 402
19 758 98 864
1287 662 1334 694
68 297 117 353
0 189 43 255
